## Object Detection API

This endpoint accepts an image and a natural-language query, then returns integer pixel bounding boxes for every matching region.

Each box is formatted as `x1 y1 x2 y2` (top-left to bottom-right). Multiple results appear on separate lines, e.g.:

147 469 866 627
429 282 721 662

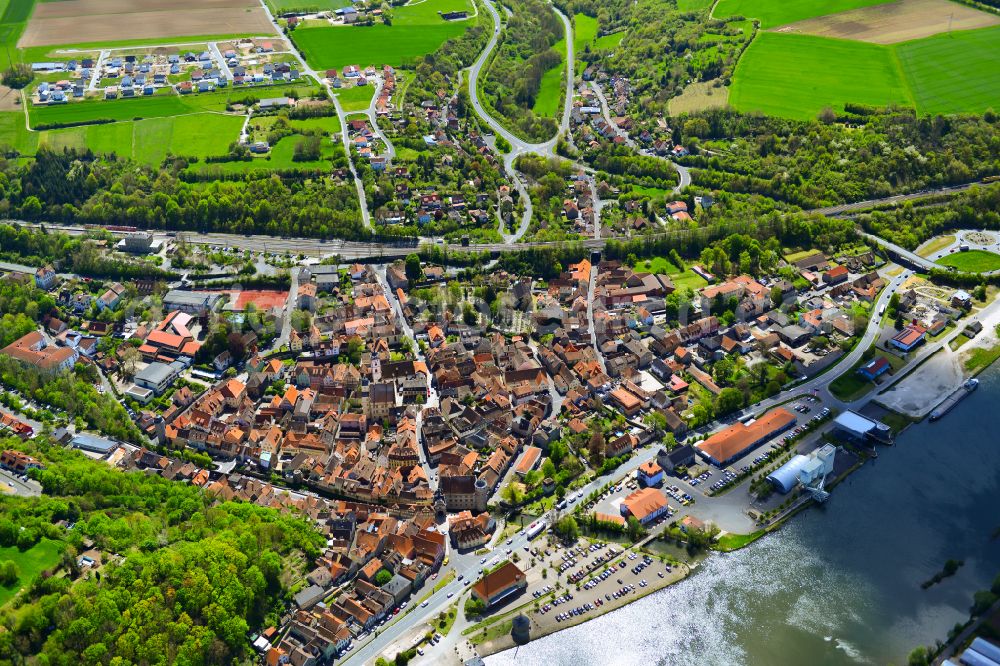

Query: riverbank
474 560 693 658
485 366 1000 666
877 297 1000 418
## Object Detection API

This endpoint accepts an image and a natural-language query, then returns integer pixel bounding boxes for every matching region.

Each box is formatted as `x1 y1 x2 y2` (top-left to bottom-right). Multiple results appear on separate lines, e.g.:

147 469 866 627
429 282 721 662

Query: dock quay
929 378 979 422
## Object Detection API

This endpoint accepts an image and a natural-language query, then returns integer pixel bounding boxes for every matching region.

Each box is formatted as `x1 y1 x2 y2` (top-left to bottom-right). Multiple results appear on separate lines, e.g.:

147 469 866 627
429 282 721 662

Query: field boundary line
888 44 917 109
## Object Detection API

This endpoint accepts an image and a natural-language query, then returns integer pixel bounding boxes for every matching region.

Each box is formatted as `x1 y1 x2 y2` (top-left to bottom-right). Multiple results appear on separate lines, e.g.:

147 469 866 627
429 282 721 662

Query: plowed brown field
19 0 275 47
771 0 1000 44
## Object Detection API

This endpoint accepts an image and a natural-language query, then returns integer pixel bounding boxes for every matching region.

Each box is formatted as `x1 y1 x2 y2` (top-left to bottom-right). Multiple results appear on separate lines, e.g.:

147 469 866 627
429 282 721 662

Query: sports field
896 25 1000 115
19 0 274 47
937 249 1000 273
730 32 910 119
713 0 890 28
772 0 1000 44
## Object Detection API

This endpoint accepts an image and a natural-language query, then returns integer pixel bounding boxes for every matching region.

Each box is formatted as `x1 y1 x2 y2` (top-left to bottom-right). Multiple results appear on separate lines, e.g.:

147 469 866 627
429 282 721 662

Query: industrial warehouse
695 408 797 466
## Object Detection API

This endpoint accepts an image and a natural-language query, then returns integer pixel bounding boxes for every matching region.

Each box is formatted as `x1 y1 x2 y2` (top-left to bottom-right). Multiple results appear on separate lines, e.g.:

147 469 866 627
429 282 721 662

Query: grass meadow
293 23 468 69
335 84 375 112
593 31 624 50
37 113 243 163
266 0 351 13
677 0 715 10
937 249 1000 273
532 63 563 116
573 14 598 52
631 256 709 292
0 539 62 608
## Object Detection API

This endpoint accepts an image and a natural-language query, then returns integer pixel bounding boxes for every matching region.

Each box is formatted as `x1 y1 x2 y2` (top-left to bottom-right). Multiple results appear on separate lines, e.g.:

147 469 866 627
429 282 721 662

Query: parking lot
528 542 687 634
698 396 831 495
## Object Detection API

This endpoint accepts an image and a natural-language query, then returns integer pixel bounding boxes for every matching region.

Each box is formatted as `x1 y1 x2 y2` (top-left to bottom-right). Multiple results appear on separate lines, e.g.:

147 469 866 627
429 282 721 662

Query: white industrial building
944 637 1000 666
767 444 837 495
831 411 891 443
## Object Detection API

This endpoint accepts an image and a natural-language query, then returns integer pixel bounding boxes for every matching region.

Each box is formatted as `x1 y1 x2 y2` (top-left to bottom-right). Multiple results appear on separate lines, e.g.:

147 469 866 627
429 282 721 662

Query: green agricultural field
293 0 473 69
266 0 351 14
289 114 341 133
394 0 473 25
0 0 32 69
713 0 889 28
27 81 319 128
36 113 241 163
533 64 562 116
16 34 271 67
28 93 228 126
293 23 468 69
0 110 38 153
730 32 910 119
0 539 62 607
937 249 1000 273
335 84 374 111
896 25 1000 116
193 132 338 173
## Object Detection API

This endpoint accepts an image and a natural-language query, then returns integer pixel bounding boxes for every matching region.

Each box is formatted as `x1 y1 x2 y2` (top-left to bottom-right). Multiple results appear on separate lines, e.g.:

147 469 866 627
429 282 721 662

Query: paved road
374 264 437 485
590 80 689 194
587 263 607 374
351 74 395 161
0 469 41 497
209 42 234 81
860 232 938 272
274 266 299 349
468 0 573 158
344 514 553 665
256 0 374 231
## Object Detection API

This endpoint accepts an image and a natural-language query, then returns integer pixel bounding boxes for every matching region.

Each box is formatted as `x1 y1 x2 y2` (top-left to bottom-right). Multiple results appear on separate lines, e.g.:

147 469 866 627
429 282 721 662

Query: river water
488 368 1000 666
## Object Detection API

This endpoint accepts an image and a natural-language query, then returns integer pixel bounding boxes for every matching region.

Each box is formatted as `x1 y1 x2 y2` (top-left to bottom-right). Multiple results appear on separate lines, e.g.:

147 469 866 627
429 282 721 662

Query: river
487 368 1000 666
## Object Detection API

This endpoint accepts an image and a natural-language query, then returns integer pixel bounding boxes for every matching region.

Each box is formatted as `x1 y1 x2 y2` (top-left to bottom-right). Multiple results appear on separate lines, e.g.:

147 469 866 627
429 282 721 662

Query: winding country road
468 0 574 158
590 80 690 194
257 0 375 230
